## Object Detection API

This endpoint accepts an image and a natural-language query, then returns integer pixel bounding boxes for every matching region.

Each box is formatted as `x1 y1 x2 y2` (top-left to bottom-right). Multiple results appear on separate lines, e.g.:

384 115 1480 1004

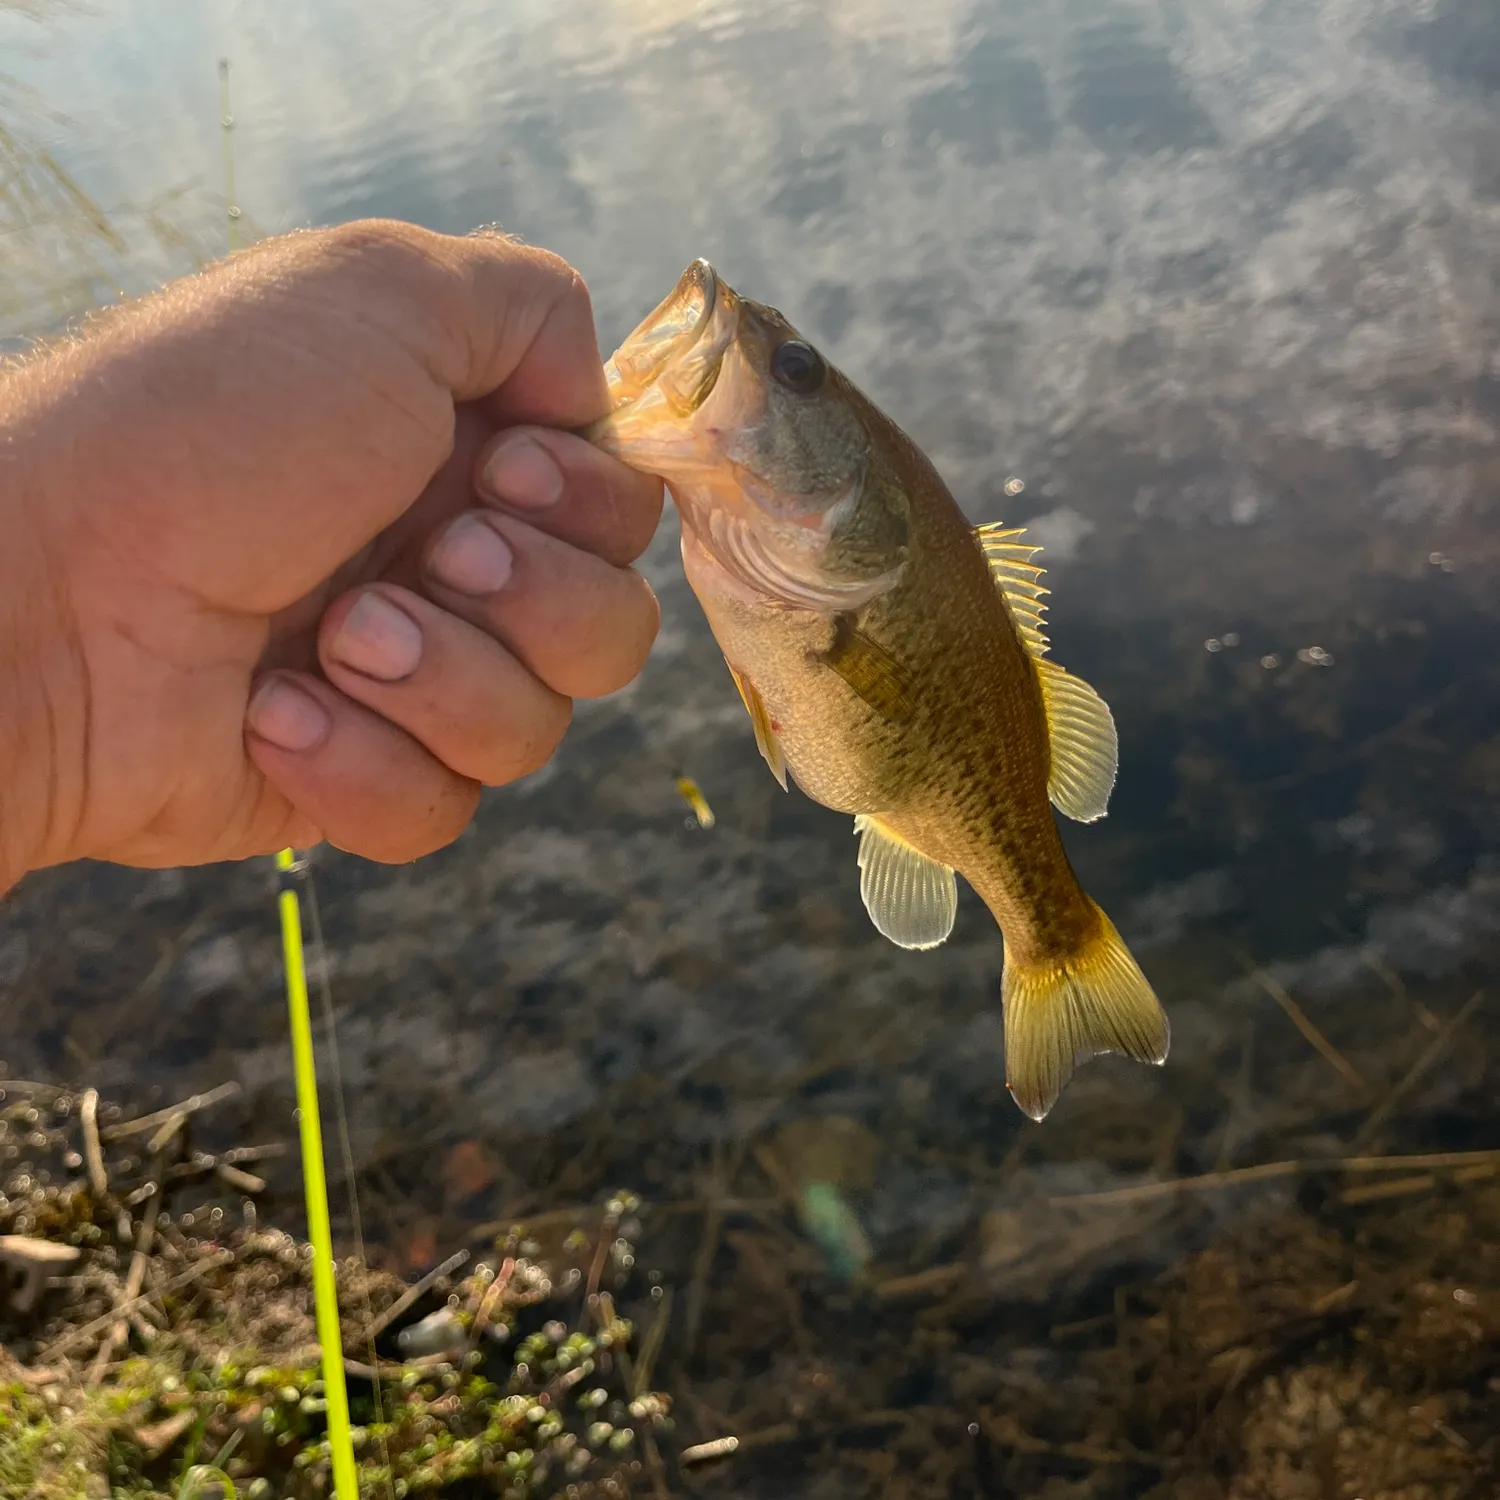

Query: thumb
364 222 613 426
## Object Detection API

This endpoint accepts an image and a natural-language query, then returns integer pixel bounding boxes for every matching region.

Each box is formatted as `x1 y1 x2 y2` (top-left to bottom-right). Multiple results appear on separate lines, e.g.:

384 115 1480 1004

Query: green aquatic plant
0 1080 675 1497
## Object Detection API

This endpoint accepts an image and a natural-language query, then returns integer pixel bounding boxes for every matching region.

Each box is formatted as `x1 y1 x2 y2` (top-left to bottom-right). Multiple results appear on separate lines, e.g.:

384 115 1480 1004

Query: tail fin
1001 904 1170 1121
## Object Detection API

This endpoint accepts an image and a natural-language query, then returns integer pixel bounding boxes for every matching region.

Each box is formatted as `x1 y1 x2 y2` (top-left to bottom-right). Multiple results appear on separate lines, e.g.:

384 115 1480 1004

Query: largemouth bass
587 261 1169 1120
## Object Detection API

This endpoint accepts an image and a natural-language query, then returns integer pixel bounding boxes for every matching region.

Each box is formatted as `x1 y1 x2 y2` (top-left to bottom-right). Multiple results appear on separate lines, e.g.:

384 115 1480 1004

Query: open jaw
586 259 743 463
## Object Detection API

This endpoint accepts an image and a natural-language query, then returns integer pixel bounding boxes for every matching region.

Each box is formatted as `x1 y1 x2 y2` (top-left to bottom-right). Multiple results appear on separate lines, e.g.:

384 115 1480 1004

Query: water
2 0 1498 1492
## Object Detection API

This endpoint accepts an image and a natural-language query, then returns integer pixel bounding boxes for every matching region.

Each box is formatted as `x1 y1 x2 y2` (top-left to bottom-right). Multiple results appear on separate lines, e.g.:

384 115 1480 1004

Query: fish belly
686 590 913 816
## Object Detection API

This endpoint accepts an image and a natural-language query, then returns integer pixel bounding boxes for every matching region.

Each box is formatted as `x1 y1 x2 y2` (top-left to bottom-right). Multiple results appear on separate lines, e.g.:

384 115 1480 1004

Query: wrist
0 375 87 895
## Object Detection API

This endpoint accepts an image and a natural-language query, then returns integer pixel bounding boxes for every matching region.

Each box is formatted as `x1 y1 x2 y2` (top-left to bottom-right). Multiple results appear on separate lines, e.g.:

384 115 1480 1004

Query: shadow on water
2 0 1499 1493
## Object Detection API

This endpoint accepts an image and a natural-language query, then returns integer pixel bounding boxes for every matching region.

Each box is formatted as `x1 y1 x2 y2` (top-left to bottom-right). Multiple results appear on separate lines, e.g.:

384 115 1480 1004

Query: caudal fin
1001 905 1170 1121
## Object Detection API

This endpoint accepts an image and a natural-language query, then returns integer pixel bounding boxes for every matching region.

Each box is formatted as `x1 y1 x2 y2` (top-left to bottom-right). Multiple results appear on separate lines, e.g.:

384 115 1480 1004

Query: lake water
2 0 1499 1494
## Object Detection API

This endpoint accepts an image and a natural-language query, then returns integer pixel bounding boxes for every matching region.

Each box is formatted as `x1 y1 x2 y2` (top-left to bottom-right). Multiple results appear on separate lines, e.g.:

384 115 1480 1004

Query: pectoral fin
854 815 957 950
820 617 917 723
727 662 788 790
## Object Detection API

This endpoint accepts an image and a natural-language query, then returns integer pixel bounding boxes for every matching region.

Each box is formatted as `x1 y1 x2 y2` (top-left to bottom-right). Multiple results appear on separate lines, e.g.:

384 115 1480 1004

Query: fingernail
427 512 514 596
480 433 564 509
328 592 424 682
246 677 330 752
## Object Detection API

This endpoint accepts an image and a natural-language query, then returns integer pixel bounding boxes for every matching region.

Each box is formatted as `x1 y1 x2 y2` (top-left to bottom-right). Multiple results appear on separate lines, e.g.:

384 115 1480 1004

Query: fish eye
770 339 826 394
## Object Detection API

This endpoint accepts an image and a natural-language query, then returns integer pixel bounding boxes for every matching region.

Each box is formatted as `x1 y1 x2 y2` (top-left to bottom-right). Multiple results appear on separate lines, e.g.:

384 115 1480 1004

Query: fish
586 260 1169 1120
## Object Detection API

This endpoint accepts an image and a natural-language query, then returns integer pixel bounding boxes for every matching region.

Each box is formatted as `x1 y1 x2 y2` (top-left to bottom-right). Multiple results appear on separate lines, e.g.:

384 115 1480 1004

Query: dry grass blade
1339 1174 1437 1205
1237 953 1368 1093
40 1250 233 1360
1052 1148 1500 1208
1348 989 1486 1152
88 1160 163 1380
633 1285 671 1398
79 1086 107 1198
361 1247 469 1345
681 1435 741 1465
100 1082 240 1141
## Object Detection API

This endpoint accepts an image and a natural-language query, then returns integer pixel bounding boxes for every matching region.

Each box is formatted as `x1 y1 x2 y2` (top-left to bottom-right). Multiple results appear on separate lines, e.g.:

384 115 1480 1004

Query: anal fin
727 661 788 790
854 815 957 950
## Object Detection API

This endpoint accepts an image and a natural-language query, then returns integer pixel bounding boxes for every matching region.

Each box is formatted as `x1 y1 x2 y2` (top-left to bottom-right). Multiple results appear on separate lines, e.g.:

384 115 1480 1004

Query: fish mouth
585 259 742 455
607 258 719 403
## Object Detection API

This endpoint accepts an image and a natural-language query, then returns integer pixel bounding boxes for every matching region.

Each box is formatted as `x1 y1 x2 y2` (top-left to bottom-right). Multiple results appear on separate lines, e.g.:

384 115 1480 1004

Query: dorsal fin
973 522 1117 822
975 522 1049 659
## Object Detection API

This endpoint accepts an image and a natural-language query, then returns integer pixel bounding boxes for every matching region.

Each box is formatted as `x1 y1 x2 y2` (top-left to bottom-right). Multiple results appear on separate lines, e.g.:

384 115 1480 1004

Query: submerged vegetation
0 1083 680 1498
2 1067 1496 1498
0 2 237 342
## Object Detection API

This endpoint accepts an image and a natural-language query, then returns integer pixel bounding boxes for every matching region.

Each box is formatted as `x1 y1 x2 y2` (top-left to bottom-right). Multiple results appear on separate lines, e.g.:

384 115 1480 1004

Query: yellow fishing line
276 848 359 1500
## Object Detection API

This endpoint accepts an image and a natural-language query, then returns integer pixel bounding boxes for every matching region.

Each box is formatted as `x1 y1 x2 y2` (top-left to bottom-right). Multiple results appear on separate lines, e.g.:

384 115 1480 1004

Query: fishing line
300 854 395 1488
275 848 359 1500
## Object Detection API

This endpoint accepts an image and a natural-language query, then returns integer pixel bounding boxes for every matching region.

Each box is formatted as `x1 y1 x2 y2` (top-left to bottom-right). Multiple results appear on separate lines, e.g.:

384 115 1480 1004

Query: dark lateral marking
817 613 918 723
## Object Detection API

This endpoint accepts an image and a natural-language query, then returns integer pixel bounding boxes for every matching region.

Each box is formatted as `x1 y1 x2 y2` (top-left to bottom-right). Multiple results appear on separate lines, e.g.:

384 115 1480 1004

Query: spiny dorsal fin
974 522 1117 822
727 661 788 790
975 522 1049 659
853 815 957 950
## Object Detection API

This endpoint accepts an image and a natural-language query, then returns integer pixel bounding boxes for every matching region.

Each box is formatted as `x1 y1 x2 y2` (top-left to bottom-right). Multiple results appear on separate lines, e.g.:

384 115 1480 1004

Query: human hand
0 220 663 890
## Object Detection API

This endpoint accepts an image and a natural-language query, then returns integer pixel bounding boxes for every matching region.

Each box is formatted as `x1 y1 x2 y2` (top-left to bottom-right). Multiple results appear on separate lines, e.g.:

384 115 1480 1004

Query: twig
100 1082 240 1141
1051 1148 1500 1208
361 1248 469 1345
1348 989 1486 1152
41 1251 233 1360
1238 955 1367 1093
79 1087 108 1198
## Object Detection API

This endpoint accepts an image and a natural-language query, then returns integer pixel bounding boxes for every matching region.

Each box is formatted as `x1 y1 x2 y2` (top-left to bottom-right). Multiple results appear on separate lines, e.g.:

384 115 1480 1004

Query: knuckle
321 217 434 264
315 221 465 320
